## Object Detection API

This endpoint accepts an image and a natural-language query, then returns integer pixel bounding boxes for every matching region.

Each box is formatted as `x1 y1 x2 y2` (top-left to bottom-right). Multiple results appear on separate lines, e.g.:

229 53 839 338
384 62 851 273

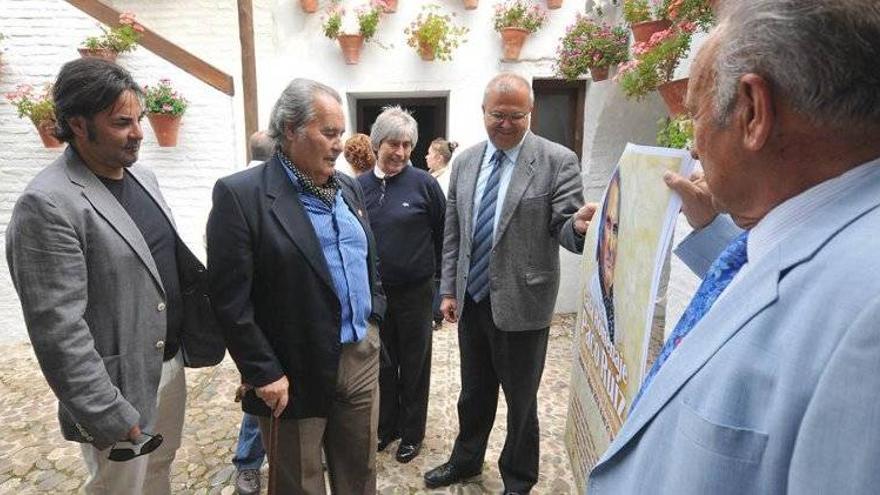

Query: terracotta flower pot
658 77 689 117
147 113 182 147
499 27 529 62
463 0 478 9
382 0 398 13
418 41 436 61
77 47 118 63
337 34 365 65
631 19 672 44
300 0 318 13
35 120 63 148
590 66 610 82
546 0 563 9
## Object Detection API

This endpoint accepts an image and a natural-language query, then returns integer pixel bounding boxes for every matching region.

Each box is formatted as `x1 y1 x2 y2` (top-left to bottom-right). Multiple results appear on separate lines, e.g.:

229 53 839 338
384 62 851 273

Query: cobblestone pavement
0 315 578 494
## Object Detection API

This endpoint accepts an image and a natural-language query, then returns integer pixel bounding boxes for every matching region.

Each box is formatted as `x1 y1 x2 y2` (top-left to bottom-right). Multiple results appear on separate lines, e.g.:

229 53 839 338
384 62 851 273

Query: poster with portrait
565 144 695 490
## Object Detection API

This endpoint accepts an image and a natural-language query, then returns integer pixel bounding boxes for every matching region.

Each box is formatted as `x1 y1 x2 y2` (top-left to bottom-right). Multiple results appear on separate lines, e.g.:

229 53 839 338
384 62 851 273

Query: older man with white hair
587 1 880 493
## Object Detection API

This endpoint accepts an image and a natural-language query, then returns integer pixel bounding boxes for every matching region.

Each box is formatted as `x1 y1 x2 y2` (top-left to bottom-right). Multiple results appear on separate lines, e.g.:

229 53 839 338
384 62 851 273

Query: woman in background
425 138 458 196
344 133 376 177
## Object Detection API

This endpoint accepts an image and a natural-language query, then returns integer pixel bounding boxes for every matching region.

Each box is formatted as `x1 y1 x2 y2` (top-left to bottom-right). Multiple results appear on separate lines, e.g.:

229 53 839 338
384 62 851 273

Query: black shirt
99 171 182 360
358 166 446 286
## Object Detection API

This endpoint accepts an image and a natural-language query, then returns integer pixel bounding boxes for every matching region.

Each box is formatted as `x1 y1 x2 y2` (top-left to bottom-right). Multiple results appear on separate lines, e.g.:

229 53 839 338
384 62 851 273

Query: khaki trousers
259 323 381 495
80 351 186 495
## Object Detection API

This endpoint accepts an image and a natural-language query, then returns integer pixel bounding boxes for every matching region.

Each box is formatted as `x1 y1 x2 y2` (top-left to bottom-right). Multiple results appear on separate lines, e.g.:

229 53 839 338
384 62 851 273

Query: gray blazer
6 148 222 450
440 132 584 331
587 164 880 494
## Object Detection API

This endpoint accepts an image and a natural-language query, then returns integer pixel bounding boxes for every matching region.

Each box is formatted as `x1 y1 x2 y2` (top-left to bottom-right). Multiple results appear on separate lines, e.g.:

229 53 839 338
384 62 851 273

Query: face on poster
565 144 694 490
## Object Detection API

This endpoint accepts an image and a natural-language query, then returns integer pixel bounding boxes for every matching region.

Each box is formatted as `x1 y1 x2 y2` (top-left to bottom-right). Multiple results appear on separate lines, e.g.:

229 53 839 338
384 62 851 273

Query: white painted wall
0 0 710 340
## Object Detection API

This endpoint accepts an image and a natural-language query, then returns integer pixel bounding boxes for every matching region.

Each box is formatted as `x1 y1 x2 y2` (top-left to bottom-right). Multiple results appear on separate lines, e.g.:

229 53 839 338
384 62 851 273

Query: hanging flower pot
382 0 398 13
147 113 182 147
300 0 318 13
337 34 365 65
463 0 479 9
418 41 436 61
590 66 611 82
35 120 63 148
631 19 672 43
499 27 529 61
77 47 118 63
658 77 689 117
546 0 563 9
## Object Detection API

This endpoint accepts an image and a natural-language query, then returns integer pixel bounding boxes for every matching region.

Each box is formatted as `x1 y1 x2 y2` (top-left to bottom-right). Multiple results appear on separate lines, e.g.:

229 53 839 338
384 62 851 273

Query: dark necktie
631 230 750 410
467 150 506 302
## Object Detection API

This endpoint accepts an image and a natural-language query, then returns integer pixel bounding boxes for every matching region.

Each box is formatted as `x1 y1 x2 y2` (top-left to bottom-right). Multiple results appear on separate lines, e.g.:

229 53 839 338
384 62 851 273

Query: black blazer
206 158 386 419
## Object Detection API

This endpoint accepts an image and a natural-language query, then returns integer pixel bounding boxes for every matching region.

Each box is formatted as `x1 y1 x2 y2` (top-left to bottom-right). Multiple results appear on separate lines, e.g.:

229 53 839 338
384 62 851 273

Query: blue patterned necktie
467 149 506 302
631 230 750 410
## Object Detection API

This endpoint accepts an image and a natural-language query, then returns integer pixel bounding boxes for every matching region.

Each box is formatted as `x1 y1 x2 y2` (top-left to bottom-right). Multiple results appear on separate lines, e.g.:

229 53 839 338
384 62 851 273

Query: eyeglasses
486 111 530 123
108 432 163 462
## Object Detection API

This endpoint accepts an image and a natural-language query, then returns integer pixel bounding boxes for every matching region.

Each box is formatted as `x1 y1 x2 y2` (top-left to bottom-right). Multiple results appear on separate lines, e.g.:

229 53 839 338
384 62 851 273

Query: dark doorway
530 79 587 160
355 97 448 171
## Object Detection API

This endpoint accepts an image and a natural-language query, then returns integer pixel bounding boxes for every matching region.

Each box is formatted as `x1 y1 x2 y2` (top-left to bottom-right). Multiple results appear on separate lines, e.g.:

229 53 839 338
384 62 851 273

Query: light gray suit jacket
6 147 221 450
587 163 880 494
440 132 584 331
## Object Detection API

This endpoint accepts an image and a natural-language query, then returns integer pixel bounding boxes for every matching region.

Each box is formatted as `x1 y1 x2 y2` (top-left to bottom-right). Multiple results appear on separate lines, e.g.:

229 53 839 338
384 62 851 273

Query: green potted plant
623 0 673 43
555 14 629 82
493 0 547 61
79 12 144 62
656 115 693 149
5 83 63 148
405 5 469 61
322 1 384 65
615 21 695 115
143 79 188 147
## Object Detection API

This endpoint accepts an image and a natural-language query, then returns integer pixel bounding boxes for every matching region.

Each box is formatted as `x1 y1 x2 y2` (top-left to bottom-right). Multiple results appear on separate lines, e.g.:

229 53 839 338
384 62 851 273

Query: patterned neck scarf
276 150 339 206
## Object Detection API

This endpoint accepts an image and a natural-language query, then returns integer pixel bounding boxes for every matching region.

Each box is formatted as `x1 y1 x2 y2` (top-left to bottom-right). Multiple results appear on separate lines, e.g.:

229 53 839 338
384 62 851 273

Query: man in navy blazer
588 1 880 493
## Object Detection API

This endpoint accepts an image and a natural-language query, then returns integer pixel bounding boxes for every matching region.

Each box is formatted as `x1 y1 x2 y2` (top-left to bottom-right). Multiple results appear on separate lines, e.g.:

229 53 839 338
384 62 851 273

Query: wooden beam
238 0 258 161
64 0 234 96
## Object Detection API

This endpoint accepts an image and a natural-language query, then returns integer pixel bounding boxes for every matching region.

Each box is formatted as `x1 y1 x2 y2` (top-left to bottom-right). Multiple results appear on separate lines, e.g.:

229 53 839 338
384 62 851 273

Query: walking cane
267 414 279 495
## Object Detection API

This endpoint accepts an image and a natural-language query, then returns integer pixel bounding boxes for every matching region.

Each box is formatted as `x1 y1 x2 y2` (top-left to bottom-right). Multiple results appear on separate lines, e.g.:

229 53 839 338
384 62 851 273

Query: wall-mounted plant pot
300 0 318 13
631 19 672 43
590 66 610 82
499 27 529 62
546 0 563 9
658 77 689 117
463 0 479 9
337 34 364 65
382 0 398 13
35 120 63 148
418 42 436 61
77 48 118 63
147 113 182 147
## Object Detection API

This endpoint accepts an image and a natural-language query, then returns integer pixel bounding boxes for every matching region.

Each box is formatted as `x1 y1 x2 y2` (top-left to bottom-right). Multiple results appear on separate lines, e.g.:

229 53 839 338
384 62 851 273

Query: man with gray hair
426 72 594 493
357 106 446 464
588 1 880 493
207 78 386 494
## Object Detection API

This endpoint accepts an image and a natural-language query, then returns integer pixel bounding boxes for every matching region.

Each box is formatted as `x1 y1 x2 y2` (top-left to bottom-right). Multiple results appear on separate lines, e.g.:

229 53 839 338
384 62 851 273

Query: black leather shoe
377 434 400 452
395 442 421 463
424 461 481 488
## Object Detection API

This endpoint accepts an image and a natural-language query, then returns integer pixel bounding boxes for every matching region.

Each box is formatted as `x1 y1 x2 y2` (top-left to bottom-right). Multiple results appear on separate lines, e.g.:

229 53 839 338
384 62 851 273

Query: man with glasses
424 72 594 494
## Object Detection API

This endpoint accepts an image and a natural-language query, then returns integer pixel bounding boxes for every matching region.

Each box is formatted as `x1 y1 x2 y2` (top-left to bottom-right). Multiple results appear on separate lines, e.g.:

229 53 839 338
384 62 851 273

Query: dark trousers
450 294 549 493
378 278 434 444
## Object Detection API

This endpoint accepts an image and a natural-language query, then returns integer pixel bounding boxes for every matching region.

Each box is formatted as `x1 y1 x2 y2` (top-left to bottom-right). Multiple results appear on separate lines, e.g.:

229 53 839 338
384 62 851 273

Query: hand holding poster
565 144 694 490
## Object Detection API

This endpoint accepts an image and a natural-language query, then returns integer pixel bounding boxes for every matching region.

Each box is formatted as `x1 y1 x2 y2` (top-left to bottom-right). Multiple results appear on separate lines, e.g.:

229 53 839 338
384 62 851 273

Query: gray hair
713 0 880 129
267 78 342 149
370 105 418 151
248 130 274 161
483 72 535 107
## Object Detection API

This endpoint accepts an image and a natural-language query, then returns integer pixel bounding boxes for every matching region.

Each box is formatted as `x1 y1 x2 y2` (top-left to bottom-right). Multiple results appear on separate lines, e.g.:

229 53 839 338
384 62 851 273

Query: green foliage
143 79 188 117
405 5 469 61
5 84 55 124
656 116 693 149
616 25 693 99
668 0 716 30
356 3 383 41
82 13 143 54
623 0 651 24
322 5 343 39
492 0 547 34
322 2 383 41
555 15 629 81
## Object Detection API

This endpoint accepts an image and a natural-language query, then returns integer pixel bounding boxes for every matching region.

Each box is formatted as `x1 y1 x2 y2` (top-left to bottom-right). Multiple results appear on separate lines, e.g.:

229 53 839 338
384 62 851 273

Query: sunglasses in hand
108 432 163 462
